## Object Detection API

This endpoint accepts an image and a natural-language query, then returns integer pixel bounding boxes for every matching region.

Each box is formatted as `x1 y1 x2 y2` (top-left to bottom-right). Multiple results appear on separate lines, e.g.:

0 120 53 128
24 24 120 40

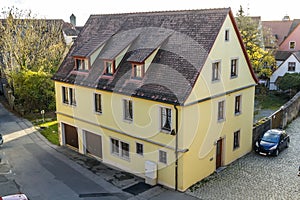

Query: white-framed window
230 58 238 78
288 62 296 71
233 130 240 150
212 61 220 81
159 150 167 164
75 57 89 71
136 142 143 156
62 86 69 104
289 41 296 50
225 29 229 41
62 86 76 106
161 107 172 132
123 99 133 121
110 138 130 159
94 93 102 114
235 95 242 115
132 63 144 79
104 60 115 75
218 100 225 121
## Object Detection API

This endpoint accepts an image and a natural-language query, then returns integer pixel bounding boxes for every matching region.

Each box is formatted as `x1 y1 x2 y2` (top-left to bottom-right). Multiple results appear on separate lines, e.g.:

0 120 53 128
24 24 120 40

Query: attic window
289 41 296 50
132 63 144 79
104 60 115 76
75 57 89 71
225 29 229 41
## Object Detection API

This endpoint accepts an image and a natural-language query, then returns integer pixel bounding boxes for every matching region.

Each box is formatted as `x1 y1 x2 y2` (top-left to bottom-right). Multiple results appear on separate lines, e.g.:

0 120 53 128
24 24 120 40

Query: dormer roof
53 8 236 105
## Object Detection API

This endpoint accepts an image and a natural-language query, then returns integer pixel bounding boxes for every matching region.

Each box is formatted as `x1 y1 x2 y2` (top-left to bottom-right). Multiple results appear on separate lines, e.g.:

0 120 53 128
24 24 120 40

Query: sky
1 0 299 26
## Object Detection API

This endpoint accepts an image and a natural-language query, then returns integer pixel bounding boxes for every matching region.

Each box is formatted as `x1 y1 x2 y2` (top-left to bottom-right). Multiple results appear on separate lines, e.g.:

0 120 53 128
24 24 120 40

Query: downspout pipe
174 104 179 191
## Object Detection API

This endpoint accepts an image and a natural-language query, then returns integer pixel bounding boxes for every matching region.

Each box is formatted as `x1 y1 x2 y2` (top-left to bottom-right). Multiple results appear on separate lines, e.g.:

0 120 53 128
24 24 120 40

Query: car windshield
261 132 280 143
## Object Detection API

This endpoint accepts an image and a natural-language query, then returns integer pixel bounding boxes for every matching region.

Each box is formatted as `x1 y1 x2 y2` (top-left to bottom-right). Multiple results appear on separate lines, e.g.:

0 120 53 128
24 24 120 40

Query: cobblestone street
186 117 300 200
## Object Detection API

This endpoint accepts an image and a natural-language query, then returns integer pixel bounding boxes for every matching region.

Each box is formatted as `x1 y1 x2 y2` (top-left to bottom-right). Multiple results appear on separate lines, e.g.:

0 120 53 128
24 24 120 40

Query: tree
235 6 276 79
277 73 300 94
0 7 66 112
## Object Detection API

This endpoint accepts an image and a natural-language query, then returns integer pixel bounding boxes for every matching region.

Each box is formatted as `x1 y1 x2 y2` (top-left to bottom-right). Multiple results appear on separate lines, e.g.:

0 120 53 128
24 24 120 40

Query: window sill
161 129 172 134
62 102 77 107
111 153 130 161
123 119 133 123
94 111 103 115
234 112 241 116
218 118 225 123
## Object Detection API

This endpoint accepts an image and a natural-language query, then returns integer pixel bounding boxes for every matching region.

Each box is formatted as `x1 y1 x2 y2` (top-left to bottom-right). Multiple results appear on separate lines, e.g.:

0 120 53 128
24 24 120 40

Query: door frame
216 138 224 169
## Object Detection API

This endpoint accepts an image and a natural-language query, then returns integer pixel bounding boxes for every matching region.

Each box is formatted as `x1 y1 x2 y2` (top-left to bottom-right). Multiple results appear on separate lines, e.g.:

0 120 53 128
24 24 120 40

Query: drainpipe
174 104 179 191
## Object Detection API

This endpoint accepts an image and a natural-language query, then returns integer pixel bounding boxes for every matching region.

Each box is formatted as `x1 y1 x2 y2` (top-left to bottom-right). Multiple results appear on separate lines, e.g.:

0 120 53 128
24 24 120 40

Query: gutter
174 104 179 191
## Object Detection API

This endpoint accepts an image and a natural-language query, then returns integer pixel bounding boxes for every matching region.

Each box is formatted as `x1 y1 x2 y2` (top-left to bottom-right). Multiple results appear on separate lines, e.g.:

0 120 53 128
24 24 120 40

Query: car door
279 134 285 150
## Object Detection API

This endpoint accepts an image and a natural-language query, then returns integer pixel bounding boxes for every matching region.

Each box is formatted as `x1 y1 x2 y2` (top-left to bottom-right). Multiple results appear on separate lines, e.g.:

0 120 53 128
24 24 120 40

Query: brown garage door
64 123 79 149
85 131 102 159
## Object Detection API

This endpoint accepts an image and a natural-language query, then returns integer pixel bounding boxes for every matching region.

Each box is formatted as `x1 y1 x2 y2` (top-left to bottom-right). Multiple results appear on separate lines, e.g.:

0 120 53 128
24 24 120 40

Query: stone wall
252 91 300 146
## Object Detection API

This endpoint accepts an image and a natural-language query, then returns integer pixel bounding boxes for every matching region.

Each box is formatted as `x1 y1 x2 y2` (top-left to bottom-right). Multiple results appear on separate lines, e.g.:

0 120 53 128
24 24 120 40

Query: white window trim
225 29 230 42
159 150 167 164
212 60 221 82
136 142 144 156
217 99 226 122
230 57 239 78
123 98 133 122
62 86 76 107
234 94 242 116
110 137 130 161
233 130 241 150
289 41 296 50
94 92 103 114
160 106 172 133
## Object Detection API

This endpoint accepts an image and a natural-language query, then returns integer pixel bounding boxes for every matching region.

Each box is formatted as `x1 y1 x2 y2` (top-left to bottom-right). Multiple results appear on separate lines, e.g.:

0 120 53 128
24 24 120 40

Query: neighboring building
270 51 300 90
62 14 81 46
278 23 300 51
262 20 293 48
262 17 300 51
52 8 257 191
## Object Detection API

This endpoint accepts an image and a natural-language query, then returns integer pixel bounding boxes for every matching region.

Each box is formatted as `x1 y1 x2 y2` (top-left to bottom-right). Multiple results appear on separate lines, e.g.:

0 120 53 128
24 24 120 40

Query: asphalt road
0 101 198 200
0 102 131 200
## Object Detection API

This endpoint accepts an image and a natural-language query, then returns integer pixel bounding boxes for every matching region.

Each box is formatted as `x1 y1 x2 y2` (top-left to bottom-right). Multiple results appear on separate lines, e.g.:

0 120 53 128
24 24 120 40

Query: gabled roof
275 51 292 61
53 8 250 105
262 20 293 45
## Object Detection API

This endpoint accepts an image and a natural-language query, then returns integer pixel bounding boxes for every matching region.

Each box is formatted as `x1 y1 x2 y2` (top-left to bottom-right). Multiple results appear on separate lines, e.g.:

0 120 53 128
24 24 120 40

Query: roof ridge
89 7 230 17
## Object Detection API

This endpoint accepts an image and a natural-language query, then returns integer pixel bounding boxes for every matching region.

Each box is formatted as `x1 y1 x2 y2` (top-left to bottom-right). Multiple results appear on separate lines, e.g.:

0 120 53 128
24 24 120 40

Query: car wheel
274 149 279 156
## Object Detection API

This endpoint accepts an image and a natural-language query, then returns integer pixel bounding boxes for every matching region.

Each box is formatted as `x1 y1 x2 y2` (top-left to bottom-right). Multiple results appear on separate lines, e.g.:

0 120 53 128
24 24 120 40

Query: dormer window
104 60 115 76
75 57 89 71
289 41 296 50
132 63 144 79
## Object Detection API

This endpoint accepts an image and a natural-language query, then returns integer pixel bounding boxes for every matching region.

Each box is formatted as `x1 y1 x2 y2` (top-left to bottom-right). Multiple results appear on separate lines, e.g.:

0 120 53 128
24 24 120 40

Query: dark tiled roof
53 8 232 105
292 51 300 62
275 51 292 61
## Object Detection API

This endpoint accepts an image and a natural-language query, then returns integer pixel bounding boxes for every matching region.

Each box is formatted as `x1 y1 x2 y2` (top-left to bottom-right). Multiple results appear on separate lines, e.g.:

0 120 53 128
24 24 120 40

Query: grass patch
255 92 289 110
38 120 59 146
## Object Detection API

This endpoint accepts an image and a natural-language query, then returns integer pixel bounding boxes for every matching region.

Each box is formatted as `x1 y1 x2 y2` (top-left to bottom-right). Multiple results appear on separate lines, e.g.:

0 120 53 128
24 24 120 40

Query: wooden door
216 139 223 169
64 123 79 149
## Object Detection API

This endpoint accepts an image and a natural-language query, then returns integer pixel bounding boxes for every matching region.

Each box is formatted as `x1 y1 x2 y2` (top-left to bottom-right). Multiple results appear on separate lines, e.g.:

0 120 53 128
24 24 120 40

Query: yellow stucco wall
54 13 256 192
177 15 256 191
55 81 179 188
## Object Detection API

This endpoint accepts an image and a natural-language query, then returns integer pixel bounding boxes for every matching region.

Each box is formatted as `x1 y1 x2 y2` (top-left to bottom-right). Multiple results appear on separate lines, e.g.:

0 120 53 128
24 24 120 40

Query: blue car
254 129 290 156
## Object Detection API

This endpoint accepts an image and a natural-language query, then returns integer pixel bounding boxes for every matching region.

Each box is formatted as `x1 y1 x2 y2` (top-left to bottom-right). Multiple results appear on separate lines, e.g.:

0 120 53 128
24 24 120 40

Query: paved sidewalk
186 117 300 200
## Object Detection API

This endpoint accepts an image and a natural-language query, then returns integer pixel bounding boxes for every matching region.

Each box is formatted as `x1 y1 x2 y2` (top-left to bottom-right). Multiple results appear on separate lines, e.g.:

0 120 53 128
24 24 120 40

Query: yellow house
52 8 258 192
